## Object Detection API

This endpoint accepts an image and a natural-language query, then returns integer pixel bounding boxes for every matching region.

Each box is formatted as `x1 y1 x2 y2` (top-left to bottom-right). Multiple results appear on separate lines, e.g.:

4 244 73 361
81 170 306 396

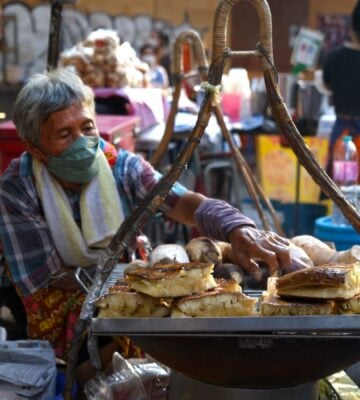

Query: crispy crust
336 295 360 314
171 289 257 318
276 263 360 300
126 262 217 298
214 278 242 293
96 279 170 318
260 292 334 316
126 262 213 281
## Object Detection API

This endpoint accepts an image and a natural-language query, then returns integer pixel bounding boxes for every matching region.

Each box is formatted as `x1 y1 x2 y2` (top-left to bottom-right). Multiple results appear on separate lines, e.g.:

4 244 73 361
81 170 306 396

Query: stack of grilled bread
261 234 360 316
96 261 257 318
260 238 360 316
97 235 360 318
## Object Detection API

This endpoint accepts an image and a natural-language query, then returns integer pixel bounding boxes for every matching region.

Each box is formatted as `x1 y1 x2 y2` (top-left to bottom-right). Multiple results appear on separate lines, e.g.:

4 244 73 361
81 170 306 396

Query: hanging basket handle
153 27 283 233
151 29 208 168
212 0 273 71
211 0 360 231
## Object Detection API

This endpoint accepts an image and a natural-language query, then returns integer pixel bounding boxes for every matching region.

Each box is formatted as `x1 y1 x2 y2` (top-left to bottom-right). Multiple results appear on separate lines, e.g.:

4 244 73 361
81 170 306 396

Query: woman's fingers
230 227 291 279
233 253 262 280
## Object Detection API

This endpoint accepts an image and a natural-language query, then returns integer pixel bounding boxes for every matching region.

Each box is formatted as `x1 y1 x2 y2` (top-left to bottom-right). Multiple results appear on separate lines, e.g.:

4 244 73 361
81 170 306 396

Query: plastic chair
201 154 244 209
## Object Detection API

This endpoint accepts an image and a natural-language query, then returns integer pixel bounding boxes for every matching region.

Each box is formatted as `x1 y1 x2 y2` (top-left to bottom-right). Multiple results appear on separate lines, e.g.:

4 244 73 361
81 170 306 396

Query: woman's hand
228 226 291 280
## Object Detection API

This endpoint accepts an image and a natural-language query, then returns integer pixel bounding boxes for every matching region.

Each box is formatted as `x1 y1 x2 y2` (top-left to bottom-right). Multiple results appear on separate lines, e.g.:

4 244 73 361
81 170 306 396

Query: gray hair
13 68 95 145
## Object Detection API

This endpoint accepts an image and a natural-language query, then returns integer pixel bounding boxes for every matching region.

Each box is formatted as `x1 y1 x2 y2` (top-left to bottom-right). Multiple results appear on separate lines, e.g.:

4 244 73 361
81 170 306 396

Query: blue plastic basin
314 216 360 251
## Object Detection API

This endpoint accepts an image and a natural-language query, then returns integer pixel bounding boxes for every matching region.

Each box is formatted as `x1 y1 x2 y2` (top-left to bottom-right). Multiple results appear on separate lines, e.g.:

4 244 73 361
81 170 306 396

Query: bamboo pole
151 28 283 234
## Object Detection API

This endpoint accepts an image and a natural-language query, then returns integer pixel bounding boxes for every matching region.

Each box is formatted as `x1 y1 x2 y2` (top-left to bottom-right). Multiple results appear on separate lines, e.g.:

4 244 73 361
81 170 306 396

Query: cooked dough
149 244 190 267
185 237 223 263
290 235 334 265
96 279 170 318
336 295 360 314
125 262 217 298
214 278 242 293
291 235 360 266
276 262 360 300
260 291 334 316
171 285 257 318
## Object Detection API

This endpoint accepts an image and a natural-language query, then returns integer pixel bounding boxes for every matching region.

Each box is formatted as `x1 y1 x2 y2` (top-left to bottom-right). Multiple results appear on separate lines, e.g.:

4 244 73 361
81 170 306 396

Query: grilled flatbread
336 295 360 314
276 263 360 300
96 279 170 318
214 278 242 293
260 292 334 316
125 262 217 298
171 280 256 318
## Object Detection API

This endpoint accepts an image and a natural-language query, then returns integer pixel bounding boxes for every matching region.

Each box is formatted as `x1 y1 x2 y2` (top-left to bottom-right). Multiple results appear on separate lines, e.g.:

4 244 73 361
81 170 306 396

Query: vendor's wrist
228 224 255 242
194 198 256 242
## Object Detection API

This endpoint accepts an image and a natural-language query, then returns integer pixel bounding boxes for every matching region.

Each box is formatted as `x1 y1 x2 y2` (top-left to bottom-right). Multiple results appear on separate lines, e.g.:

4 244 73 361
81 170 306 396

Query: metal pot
296 80 324 122
278 73 298 111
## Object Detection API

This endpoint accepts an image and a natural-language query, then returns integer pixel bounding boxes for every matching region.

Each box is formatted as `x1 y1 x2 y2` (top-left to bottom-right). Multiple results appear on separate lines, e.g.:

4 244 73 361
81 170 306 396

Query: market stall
2 0 360 399
61 1 360 400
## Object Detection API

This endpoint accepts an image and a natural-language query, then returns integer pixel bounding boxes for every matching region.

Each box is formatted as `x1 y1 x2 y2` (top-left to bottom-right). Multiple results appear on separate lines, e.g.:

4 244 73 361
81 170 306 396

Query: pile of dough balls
60 29 149 88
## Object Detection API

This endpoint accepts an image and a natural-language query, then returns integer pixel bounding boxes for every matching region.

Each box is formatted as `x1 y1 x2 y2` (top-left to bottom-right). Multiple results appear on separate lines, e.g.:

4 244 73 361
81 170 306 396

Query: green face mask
47 136 100 183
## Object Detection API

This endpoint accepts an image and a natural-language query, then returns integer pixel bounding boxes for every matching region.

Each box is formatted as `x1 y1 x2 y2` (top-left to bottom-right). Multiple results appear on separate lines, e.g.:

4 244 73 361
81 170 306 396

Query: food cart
63 1 360 399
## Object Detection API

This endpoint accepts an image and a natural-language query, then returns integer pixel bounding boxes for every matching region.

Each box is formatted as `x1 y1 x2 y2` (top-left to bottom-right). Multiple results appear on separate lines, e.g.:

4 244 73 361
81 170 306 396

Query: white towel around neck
33 151 124 267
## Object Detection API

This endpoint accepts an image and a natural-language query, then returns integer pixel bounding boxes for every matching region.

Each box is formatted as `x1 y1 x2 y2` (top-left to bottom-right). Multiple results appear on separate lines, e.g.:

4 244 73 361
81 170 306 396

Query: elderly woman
0 68 290 387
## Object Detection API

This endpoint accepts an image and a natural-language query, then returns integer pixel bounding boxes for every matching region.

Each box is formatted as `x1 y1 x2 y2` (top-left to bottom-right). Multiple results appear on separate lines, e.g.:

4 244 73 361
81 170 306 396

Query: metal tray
91 314 360 337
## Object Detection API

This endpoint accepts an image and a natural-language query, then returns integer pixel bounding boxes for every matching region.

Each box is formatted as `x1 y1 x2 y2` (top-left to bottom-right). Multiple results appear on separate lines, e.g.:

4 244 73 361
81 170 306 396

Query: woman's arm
167 194 291 278
164 190 206 226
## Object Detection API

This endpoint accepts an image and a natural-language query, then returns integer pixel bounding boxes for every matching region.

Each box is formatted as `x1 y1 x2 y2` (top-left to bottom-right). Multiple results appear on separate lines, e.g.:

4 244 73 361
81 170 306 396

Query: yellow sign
256 135 329 203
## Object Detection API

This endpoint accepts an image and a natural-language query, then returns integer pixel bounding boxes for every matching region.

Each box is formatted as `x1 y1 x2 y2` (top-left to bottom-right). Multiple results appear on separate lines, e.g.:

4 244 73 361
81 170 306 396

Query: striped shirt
0 143 187 297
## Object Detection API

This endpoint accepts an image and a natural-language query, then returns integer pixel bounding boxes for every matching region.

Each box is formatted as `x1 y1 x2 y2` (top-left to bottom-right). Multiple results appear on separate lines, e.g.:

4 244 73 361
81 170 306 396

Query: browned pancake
276 263 360 300
96 278 170 318
126 262 212 280
125 262 217 298
214 278 242 293
171 287 256 318
336 295 360 314
260 292 334 316
107 278 131 293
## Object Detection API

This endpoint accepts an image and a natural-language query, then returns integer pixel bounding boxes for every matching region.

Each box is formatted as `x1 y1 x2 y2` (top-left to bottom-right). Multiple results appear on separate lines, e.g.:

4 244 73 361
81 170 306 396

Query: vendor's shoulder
1 153 32 180
0 154 35 202
117 148 148 165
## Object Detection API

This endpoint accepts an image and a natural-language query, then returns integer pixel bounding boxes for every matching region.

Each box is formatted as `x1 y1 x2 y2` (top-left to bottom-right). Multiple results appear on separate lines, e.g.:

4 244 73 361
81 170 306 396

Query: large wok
91 315 360 389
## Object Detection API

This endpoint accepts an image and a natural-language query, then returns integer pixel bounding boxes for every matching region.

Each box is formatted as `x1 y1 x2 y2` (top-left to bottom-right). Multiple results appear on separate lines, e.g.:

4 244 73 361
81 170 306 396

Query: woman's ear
21 139 48 164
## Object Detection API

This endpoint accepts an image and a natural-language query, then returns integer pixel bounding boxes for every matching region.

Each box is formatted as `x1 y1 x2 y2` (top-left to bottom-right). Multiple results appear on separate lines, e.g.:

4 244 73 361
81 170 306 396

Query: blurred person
322 0 360 181
139 43 169 89
149 29 172 83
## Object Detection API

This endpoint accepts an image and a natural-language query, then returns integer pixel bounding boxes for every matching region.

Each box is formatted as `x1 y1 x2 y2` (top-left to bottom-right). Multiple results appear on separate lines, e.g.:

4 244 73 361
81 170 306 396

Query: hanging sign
291 27 325 70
